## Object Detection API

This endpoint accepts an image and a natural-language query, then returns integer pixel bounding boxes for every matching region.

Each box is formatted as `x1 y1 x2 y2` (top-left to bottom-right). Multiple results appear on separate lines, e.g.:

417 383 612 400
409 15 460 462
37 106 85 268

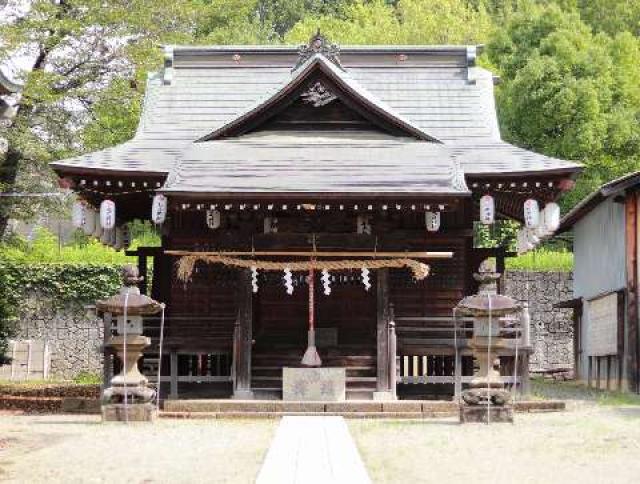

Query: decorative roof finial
294 29 342 71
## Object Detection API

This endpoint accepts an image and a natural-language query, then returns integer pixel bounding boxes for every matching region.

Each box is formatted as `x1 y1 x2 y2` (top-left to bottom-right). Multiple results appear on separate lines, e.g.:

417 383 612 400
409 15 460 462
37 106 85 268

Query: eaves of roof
558 171 640 233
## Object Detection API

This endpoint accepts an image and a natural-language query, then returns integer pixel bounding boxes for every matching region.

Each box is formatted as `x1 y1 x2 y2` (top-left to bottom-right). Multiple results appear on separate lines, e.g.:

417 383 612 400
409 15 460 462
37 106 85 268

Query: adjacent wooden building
51 35 580 400
558 172 640 393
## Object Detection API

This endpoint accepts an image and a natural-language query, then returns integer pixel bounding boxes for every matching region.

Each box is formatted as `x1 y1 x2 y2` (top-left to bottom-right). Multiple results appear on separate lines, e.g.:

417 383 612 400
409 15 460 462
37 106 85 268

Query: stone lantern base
460 404 513 424
460 387 513 424
102 403 157 422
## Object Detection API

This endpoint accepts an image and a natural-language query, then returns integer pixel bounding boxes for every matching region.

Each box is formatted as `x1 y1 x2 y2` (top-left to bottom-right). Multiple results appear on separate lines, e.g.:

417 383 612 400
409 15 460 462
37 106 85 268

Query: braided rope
176 255 430 282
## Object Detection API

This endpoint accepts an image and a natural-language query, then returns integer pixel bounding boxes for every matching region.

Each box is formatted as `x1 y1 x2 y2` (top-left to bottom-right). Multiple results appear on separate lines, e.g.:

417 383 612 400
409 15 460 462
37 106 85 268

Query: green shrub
506 249 574 272
73 371 102 385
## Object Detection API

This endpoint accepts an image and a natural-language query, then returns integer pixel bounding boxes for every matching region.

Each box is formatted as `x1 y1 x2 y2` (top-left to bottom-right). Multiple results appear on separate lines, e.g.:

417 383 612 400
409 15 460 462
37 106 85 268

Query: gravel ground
0 414 277 483
350 404 640 484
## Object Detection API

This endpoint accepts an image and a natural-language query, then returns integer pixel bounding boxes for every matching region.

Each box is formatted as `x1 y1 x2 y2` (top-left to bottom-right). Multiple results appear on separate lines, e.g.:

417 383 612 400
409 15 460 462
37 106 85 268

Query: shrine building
51 34 581 401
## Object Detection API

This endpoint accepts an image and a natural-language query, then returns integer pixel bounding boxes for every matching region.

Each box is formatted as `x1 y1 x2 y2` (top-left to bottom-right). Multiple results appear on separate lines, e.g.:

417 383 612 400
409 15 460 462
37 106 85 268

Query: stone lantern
97 264 163 422
455 260 521 423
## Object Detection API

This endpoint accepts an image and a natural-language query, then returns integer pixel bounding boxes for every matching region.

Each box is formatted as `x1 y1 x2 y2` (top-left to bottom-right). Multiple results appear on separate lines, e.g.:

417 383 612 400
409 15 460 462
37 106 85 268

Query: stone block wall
504 271 574 372
14 294 104 379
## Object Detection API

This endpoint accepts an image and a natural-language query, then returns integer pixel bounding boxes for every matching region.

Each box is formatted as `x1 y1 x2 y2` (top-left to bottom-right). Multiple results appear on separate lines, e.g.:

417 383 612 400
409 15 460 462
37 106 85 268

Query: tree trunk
0 148 24 238
0 47 48 239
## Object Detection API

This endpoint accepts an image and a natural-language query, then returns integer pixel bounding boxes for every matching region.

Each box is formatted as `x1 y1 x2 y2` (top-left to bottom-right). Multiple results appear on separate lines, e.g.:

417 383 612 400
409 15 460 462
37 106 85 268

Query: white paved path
256 416 372 484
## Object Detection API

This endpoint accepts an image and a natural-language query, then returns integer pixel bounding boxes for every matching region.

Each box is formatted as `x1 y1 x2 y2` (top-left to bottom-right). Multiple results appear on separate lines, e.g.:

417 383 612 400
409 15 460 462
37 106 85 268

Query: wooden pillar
518 353 531 396
169 350 178 399
375 269 391 398
626 192 639 392
233 269 254 399
496 247 506 295
454 350 462 401
138 254 148 295
102 312 113 393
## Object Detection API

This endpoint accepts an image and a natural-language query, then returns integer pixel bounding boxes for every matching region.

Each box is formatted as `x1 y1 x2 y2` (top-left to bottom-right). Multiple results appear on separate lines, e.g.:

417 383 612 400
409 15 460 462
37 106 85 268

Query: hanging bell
479 194 495 225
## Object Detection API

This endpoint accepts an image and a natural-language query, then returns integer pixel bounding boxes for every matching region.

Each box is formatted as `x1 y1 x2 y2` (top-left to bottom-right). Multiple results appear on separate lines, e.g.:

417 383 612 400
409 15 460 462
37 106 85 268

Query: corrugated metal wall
573 197 626 382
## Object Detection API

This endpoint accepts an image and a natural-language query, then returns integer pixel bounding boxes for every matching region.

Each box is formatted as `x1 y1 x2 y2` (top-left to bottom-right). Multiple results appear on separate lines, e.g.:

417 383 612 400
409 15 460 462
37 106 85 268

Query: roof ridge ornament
294 29 343 71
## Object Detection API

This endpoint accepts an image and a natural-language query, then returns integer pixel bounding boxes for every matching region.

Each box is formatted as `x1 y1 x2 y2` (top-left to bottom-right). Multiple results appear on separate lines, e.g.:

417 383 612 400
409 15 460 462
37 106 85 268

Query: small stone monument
456 260 521 423
97 265 163 422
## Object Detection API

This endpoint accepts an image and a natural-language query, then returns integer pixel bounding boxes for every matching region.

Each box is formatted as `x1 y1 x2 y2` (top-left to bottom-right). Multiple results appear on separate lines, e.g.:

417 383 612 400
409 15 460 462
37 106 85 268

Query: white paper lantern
543 202 560 233
523 199 540 228
72 202 85 228
479 194 495 225
425 211 441 232
151 194 168 225
264 216 278 234
100 200 116 230
206 209 221 229
82 208 96 236
356 215 372 235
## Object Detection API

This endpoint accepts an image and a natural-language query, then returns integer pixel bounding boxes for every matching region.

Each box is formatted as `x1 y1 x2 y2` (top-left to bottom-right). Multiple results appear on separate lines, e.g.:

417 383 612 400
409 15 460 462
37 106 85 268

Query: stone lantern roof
96 265 163 316
456 261 521 316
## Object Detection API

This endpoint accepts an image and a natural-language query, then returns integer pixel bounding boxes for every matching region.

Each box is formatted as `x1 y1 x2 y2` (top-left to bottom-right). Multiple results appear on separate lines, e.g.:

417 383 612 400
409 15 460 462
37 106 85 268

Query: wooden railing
393 312 531 397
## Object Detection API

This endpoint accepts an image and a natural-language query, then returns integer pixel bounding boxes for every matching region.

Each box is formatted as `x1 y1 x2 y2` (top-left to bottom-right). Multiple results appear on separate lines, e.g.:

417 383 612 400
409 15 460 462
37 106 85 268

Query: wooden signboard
587 293 619 357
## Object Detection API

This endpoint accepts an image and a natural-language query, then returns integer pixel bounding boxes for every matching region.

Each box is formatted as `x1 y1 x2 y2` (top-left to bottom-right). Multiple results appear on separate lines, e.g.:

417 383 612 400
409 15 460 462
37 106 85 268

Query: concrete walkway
256 416 371 484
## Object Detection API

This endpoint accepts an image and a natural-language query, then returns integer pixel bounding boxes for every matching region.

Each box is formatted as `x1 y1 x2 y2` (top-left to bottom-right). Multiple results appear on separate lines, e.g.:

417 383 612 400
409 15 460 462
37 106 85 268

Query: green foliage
506 248 573 272
0 224 159 265
285 0 492 45
0 261 122 308
73 371 103 385
532 378 640 406
486 3 640 211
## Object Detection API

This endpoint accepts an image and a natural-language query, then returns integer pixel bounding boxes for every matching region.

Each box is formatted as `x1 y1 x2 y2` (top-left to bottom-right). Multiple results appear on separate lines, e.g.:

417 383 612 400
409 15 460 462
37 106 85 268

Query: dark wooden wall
153 203 474 354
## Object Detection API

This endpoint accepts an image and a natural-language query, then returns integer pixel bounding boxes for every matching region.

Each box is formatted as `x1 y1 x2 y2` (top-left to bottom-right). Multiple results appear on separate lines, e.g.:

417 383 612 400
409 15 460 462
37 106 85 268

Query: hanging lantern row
177 202 448 212
72 200 128 250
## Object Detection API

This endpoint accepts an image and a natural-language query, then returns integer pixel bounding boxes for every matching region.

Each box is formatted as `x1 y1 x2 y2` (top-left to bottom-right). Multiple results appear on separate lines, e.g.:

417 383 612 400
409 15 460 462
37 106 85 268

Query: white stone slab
257 416 371 484
282 367 346 401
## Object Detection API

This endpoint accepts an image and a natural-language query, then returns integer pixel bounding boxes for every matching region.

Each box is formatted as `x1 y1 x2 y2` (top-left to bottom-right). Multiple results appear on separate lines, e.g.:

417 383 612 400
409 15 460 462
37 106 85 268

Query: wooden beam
233 269 254 399
166 250 453 259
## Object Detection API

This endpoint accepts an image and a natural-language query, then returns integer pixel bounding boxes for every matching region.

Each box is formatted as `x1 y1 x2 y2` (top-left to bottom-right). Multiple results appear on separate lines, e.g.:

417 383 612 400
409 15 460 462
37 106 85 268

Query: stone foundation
460 404 514 423
102 403 157 422
15 294 104 379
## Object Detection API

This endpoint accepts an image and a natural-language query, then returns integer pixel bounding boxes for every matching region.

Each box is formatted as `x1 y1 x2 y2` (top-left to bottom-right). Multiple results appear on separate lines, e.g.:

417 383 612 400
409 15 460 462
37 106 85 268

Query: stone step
161 399 566 418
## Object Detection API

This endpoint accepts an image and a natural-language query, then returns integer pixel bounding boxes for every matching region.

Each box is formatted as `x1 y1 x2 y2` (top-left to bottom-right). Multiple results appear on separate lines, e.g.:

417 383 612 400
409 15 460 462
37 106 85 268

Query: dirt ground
1 382 639 484
0 414 276 483
350 383 640 484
